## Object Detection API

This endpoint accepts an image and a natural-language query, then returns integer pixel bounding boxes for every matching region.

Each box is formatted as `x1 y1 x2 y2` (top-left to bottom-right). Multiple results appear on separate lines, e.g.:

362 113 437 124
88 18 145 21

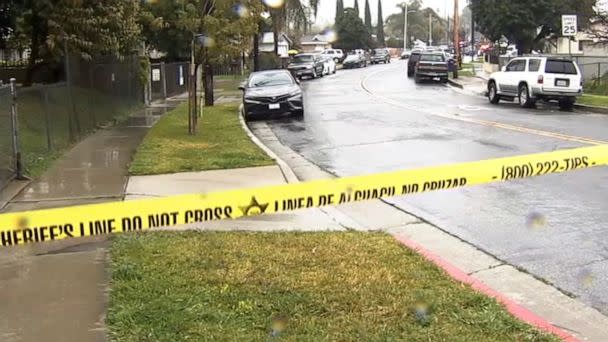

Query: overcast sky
312 0 608 28
313 0 468 27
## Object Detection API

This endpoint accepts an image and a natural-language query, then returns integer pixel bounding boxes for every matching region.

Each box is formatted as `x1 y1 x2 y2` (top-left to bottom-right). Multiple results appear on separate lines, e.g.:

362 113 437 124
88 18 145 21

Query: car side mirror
238 82 246 91
501 66 507 72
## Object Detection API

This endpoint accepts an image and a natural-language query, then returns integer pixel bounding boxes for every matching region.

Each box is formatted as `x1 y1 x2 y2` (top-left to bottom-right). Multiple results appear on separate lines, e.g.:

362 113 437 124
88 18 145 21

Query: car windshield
345 55 358 61
248 72 293 87
545 60 577 75
374 49 387 54
420 54 445 62
293 55 313 63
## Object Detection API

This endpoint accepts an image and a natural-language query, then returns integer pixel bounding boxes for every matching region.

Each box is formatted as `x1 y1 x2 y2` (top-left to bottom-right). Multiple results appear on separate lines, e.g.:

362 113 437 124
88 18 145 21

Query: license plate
269 103 280 109
556 80 568 87
433 77 440 81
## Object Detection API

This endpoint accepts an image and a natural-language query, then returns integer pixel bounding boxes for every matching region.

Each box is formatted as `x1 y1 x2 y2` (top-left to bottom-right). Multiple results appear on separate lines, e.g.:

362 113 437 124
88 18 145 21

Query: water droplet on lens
526 212 546 229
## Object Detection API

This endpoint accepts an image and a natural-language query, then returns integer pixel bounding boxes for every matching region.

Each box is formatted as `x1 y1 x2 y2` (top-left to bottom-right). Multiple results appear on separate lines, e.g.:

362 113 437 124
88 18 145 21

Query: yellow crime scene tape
1 145 607 248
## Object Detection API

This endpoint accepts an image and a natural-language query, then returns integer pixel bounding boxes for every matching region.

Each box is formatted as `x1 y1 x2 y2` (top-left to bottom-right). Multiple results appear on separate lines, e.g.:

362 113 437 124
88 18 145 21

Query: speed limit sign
562 15 577 36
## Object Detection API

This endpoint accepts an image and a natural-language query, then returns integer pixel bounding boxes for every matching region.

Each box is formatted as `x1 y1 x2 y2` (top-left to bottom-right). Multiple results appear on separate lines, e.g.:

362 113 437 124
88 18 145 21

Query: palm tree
270 0 321 54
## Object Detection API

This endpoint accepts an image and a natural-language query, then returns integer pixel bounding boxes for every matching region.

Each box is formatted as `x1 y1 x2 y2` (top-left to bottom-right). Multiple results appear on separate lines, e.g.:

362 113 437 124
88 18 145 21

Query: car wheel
488 81 500 104
334 58 339 63
558 98 574 111
518 84 534 108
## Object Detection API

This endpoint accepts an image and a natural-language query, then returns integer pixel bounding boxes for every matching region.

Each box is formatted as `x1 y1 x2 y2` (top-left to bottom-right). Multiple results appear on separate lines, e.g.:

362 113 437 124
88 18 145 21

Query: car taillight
537 75 543 84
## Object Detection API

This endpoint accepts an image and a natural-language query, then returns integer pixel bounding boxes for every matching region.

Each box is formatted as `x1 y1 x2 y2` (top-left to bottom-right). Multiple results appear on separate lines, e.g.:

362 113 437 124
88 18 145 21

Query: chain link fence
150 62 189 101
0 55 144 185
0 85 13 191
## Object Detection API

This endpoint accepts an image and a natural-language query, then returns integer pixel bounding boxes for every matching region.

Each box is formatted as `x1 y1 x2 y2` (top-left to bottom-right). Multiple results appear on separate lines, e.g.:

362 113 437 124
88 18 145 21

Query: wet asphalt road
266 60 608 315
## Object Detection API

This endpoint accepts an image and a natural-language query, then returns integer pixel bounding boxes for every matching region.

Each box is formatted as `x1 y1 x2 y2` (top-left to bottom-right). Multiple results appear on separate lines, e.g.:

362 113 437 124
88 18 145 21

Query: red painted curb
393 235 579 342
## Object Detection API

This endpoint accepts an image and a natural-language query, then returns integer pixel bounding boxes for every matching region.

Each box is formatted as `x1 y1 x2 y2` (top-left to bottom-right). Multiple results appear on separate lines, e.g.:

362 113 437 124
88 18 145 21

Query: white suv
320 49 344 63
487 57 583 110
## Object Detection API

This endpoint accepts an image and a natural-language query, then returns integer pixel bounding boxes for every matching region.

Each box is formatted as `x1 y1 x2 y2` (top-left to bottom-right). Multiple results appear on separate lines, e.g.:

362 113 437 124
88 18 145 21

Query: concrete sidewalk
0 99 182 342
448 75 487 96
126 166 344 232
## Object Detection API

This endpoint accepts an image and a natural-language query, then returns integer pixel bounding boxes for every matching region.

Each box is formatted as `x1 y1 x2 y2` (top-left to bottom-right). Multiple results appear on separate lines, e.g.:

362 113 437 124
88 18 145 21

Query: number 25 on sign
562 15 577 36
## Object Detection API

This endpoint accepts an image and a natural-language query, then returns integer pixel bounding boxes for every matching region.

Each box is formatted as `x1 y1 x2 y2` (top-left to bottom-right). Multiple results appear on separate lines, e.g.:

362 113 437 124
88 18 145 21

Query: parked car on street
320 56 337 75
407 50 423 77
414 52 448 83
342 53 367 69
371 48 391 64
239 69 303 120
287 53 325 79
320 49 345 63
487 57 583 110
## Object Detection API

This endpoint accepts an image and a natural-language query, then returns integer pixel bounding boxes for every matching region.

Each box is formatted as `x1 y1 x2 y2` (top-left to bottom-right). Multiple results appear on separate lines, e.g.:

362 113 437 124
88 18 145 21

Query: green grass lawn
5 85 139 177
578 94 608 108
108 231 559 341
128 103 273 175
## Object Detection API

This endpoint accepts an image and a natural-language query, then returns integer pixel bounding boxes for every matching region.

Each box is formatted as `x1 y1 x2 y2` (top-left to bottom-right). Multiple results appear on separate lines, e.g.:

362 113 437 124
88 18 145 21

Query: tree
354 0 360 16
364 0 372 32
591 8 608 42
335 0 344 24
10 0 142 86
144 0 263 107
334 7 372 50
385 3 448 47
0 0 19 50
376 0 386 46
268 1 320 54
470 0 597 54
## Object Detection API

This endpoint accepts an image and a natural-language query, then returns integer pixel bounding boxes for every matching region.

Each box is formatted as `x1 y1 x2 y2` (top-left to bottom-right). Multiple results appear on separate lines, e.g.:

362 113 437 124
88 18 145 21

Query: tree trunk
203 62 214 107
24 12 41 87
253 32 260 71
273 22 279 55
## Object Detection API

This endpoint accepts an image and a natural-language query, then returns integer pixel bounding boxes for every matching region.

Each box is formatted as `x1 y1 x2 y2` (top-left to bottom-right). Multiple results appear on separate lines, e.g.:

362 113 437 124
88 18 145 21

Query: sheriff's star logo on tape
239 196 269 216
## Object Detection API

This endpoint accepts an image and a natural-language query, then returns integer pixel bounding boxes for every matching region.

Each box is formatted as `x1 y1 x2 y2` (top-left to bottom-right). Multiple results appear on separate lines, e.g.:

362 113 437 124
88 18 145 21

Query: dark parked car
414 52 449 83
287 53 325 79
407 50 422 77
371 48 391 64
343 54 367 69
239 70 303 120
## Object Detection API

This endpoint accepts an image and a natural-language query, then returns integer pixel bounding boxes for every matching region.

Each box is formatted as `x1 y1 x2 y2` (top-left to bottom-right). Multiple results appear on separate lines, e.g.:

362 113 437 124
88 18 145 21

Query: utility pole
429 12 433 46
403 2 408 50
453 0 459 77
471 8 475 58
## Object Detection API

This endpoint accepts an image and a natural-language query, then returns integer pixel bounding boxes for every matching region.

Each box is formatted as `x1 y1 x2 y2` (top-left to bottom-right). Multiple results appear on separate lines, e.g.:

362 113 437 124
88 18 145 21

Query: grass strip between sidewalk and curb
108 231 559 341
128 103 273 175
578 94 608 108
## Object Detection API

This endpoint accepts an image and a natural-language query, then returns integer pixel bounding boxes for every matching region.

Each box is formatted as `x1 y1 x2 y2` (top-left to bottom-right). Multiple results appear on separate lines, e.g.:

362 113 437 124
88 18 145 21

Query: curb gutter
574 103 608 115
394 236 578 342
238 107 299 184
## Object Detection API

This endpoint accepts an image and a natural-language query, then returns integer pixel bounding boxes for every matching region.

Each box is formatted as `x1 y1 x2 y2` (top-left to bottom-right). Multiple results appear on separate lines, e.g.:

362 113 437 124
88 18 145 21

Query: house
547 22 608 56
260 32 292 58
299 34 332 53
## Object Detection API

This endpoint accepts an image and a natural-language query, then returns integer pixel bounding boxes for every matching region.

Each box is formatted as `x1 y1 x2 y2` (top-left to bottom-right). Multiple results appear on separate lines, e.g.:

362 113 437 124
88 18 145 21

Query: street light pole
453 0 459 78
429 12 432 46
403 2 408 50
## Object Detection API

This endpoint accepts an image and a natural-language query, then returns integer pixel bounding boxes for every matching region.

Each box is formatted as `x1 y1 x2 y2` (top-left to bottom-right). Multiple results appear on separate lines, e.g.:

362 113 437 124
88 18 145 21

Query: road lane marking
360 67 608 146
